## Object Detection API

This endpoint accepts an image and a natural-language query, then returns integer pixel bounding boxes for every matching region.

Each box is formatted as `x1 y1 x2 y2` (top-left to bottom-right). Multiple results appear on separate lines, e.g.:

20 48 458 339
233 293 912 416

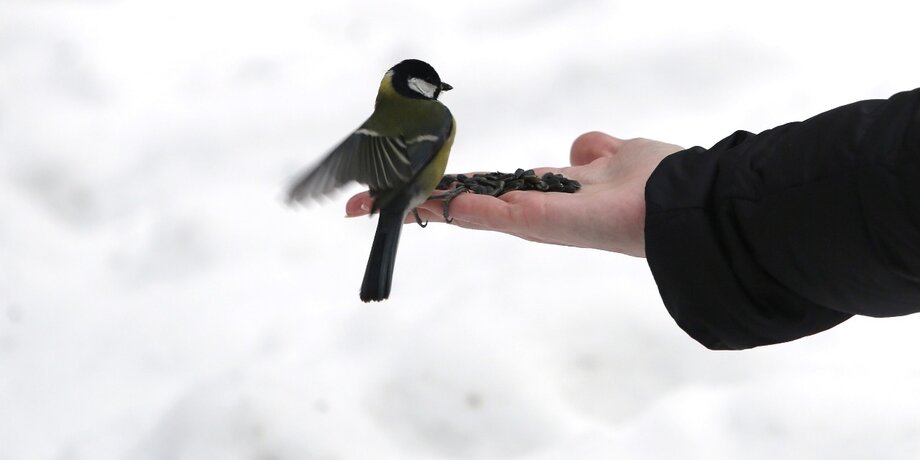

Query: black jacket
645 88 920 350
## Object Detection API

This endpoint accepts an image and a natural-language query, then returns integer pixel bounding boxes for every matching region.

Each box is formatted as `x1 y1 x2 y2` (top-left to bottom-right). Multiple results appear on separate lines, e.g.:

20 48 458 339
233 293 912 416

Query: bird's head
388 59 452 100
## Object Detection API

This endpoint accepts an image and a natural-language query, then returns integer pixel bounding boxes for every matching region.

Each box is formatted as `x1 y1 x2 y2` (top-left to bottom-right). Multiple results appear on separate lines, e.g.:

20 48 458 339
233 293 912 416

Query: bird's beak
440 82 453 91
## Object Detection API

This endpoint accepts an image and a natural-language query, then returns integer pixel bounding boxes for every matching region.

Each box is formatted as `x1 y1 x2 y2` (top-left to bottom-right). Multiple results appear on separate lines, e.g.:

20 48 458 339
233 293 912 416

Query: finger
345 191 373 217
419 192 543 234
413 193 515 231
570 131 624 166
347 187 518 230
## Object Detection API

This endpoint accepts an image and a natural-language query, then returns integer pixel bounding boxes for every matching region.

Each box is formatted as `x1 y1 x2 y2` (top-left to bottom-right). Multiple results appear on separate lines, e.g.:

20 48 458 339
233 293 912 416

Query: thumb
570 131 624 166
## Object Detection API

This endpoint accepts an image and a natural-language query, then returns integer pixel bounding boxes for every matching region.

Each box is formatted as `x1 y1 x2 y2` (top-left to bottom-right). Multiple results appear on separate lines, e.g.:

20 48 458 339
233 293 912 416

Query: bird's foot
428 185 468 224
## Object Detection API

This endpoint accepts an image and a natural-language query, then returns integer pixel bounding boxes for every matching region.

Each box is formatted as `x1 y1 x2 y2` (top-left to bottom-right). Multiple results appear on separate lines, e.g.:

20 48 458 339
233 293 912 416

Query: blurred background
2 0 920 458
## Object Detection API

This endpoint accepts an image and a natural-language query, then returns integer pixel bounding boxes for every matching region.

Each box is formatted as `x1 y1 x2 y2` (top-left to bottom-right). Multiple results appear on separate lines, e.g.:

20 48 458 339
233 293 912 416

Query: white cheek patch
407 77 438 98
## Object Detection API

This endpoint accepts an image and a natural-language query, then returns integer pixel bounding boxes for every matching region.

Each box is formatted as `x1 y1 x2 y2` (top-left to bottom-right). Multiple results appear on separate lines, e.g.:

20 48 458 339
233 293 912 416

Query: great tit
287 59 456 302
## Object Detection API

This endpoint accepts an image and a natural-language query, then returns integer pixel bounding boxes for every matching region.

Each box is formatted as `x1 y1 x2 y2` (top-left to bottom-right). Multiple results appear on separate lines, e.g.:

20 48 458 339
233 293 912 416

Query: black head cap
389 59 452 100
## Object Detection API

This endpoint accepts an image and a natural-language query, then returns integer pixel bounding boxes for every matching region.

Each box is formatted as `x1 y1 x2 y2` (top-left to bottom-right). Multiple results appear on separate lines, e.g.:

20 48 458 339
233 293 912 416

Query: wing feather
286 124 413 203
370 138 383 186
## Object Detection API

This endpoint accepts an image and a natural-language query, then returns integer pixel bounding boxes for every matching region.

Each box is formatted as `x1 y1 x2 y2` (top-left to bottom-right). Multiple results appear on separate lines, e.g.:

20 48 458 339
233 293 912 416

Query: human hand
345 132 683 257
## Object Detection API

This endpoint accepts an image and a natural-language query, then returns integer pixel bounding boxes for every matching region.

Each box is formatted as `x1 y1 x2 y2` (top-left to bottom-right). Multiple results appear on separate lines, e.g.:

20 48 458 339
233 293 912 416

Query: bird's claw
428 185 468 225
413 208 428 228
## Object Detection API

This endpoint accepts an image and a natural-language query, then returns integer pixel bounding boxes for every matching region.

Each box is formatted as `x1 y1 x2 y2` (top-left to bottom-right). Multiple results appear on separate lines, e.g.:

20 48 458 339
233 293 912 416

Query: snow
2 0 920 459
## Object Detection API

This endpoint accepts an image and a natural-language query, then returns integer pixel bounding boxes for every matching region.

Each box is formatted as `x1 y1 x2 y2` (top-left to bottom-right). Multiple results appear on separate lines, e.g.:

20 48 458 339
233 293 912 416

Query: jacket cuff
644 146 851 350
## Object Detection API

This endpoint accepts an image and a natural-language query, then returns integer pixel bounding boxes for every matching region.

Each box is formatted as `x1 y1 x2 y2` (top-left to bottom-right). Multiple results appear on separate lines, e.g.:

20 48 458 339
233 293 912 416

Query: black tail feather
360 208 404 302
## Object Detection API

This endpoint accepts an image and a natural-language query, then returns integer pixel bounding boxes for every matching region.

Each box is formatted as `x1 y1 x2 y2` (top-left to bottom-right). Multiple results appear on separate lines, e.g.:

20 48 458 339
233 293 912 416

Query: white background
2 0 920 458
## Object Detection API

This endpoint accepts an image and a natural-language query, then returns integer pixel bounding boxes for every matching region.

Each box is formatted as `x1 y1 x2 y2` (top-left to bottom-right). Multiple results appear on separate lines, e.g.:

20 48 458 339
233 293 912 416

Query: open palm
346 132 683 257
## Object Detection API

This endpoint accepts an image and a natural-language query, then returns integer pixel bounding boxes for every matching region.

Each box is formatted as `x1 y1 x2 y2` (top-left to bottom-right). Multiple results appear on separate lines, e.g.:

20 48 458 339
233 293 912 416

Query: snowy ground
3 0 920 459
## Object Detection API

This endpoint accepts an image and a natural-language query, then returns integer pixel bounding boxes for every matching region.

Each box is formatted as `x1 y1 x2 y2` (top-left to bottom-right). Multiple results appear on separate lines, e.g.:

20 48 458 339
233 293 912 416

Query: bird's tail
360 207 405 302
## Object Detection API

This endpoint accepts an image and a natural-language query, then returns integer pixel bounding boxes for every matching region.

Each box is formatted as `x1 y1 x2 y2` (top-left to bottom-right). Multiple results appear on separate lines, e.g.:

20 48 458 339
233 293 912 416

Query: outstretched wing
286 126 413 204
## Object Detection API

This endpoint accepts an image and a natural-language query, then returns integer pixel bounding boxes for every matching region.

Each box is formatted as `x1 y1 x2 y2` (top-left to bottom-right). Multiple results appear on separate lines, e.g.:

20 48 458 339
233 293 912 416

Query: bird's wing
286 126 413 204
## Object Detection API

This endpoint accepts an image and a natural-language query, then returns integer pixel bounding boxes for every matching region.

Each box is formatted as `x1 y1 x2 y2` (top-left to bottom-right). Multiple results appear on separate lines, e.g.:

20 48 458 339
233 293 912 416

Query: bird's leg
412 208 428 228
428 185 468 224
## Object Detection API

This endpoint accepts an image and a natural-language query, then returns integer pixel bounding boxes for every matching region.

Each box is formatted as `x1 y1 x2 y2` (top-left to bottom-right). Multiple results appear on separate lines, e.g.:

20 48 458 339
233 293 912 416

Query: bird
287 59 456 302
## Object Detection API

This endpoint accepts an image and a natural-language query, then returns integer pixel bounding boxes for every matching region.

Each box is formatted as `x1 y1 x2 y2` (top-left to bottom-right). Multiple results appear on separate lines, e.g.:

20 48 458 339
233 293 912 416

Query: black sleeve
644 88 920 350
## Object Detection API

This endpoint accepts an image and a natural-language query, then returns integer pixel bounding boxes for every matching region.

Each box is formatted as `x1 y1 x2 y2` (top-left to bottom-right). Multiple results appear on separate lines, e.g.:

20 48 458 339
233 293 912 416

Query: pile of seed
436 168 581 197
